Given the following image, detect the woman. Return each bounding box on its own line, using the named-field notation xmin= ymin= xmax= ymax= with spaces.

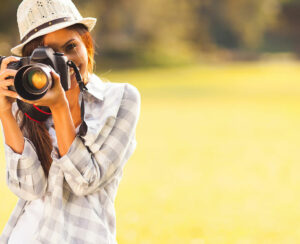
xmin=0 ymin=0 xmax=140 ymax=243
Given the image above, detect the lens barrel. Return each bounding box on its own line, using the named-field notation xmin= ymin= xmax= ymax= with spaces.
xmin=14 ymin=64 xmax=52 ymax=100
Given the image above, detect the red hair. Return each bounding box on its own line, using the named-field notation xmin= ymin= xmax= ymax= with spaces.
xmin=66 ymin=24 xmax=95 ymax=74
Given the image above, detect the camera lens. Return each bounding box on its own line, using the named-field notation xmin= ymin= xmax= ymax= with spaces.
xmin=27 ymin=69 xmax=48 ymax=90
xmin=13 ymin=63 xmax=53 ymax=100
xmin=21 ymin=65 xmax=52 ymax=96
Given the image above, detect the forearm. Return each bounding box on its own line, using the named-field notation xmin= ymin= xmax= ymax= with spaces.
xmin=50 ymin=100 xmax=76 ymax=157
xmin=2 ymin=110 xmax=47 ymax=200
xmin=5 ymin=137 xmax=47 ymax=200
xmin=0 ymin=111 xmax=24 ymax=154
xmin=58 ymin=84 xmax=140 ymax=196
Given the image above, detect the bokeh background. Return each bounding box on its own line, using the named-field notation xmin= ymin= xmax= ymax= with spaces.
xmin=1 ymin=0 xmax=300 ymax=243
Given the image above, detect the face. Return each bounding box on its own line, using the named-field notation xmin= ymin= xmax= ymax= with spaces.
xmin=43 ymin=28 xmax=89 ymax=90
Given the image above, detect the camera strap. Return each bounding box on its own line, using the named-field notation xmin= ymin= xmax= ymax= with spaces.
xmin=67 ymin=61 xmax=88 ymax=137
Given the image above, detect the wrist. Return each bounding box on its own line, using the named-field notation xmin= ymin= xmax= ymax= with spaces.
xmin=0 ymin=108 xmax=13 ymax=121
xmin=50 ymin=98 xmax=74 ymax=129
xmin=49 ymin=97 xmax=69 ymax=112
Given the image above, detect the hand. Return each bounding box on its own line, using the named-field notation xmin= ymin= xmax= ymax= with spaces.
xmin=0 ymin=56 xmax=19 ymax=116
xmin=21 ymin=70 xmax=69 ymax=111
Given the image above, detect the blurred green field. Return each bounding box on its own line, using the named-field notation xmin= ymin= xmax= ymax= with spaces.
xmin=2 ymin=61 xmax=300 ymax=243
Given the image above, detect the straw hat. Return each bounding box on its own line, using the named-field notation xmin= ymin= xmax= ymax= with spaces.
xmin=11 ymin=0 xmax=97 ymax=56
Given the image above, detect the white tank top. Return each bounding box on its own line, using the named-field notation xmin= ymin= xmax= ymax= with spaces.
xmin=8 ymin=197 xmax=45 ymax=244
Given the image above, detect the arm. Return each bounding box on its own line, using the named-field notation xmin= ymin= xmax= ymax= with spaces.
xmin=0 ymin=110 xmax=24 ymax=154
xmin=0 ymin=56 xmax=24 ymax=154
xmin=1 ymin=106 xmax=47 ymax=200
xmin=3 ymin=70 xmax=72 ymax=200
xmin=1 ymin=103 xmax=47 ymax=201
xmin=4 ymin=137 xmax=47 ymax=200
xmin=0 ymin=57 xmax=47 ymax=200
xmin=50 ymin=100 xmax=76 ymax=157
xmin=58 ymin=83 xmax=141 ymax=196
xmin=25 ymin=70 xmax=76 ymax=157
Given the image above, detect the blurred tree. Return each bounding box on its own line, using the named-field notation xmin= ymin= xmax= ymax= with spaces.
xmin=74 ymin=0 xmax=209 ymax=66
xmin=75 ymin=0 xmax=209 ymax=48
xmin=0 ymin=0 xmax=292 ymax=64
xmin=224 ymin=0 xmax=279 ymax=49
xmin=201 ymin=0 xmax=280 ymax=49
xmin=0 ymin=0 xmax=19 ymax=56
xmin=273 ymin=0 xmax=300 ymax=55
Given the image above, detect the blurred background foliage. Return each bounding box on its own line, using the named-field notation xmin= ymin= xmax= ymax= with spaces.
xmin=1 ymin=0 xmax=300 ymax=68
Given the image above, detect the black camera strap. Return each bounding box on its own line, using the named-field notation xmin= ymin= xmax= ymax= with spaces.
xmin=67 ymin=61 xmax=88 ymax=137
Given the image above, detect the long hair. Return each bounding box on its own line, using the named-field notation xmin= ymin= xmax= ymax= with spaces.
xmin=16 ymin=24 xmax=95 ymax=176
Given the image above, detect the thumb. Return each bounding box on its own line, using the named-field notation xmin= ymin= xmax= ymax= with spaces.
xmin=50 ymin=70 xmax=61 ymax=88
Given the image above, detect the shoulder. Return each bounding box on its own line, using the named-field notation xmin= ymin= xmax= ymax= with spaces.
xmin=123 ymin=83 xmax=141 ymax=105
xmin=105 ymin=82 xmax=141 ymax=121
xmin=87 ymin=74 xmax=140 ymax=110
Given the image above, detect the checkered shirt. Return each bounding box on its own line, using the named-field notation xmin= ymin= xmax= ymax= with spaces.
xmin=0 ymin=74 xmax=140 ymax=244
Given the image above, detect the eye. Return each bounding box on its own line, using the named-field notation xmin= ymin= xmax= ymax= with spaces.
xmin=65 ymin=43 xmax=77 ymax=52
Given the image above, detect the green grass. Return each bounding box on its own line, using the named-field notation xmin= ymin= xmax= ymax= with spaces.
xmin=2 ymin=61 xmax=300 ymax=243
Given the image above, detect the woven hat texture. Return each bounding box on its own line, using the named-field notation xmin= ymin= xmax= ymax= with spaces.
xmin=11 ymin=0 xmax=97 ymax=56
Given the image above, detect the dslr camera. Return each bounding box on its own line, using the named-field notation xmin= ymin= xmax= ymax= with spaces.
xmin=0 ymin=46 xmax=70 ymax=100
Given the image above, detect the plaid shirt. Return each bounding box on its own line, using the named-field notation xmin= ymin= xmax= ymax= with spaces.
xmin=0 ymin=74 xmax=140 ymax=244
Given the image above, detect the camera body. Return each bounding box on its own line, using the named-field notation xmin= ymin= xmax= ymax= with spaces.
xmin=2 ymin=46 xmax=70 ymax=100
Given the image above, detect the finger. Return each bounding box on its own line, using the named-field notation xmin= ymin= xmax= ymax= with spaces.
xmin=1 ymin=56 xmax=20 ymax=70
xmin=50 ymin=70 xmax=60 ymax=82
xmin=0 ymin=88 xmax=19 ymax=99
xmin=0 ymin=69 xmax=17 ymax=80
xmin=19 ymin=97 xmax=34 ymax=105
xmin=50 ymin=70 xmax=62 ymax=89
xmin=0 ymin=79 xmax=14 ymax=88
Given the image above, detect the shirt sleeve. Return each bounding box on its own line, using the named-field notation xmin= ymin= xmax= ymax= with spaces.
xmin=5 ymin=137 xmax=47 ymax=200
xmin=58 ymin=83 xmax=141 ymax=196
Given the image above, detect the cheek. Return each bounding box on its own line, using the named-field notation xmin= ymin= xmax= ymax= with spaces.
xmin=77 ymin=43 xmax=88 ymax=61
xmin=81 ymin=47 xmax=89 ymax=70
xmin=66 ymin=45 xmax=88 ymax=67
xmin=82 ymin=55 xmax=88 ymax=73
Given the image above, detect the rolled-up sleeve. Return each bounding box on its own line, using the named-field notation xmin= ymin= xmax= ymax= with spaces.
xmin=5 ymin=138 xmax=47 ymax=200
xmin=59 ymin=84 xmax=140 ymax=196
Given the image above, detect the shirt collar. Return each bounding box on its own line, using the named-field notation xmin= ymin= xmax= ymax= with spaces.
xmin=85 ymin=73 xmax=104 ymax=101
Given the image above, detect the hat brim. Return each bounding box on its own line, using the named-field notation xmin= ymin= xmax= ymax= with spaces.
xmin=11 ymin=17 xmax=97 ymax=56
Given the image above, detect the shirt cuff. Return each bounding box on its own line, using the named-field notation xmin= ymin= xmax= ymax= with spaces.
xmin=5 ymin=138 xmax=40 ymax=180
xmin=58 ymin=136 xmax=93 ymax=184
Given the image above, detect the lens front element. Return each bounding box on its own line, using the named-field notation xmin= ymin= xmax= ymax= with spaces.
xmin=14 ymin=63 xmax=53 ymax=100
xmin=28 ymin=69 xmax=48 ymax=90
xmin=21 ymin=64 xmax=52 ymax=98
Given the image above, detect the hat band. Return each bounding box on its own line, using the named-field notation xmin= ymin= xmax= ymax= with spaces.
xmin=21 ymin=17 xmax=72 ymax=43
